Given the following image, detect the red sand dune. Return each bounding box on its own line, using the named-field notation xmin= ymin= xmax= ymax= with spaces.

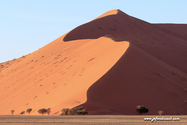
xmin=0 ymin=9 xmax=187 ymax=115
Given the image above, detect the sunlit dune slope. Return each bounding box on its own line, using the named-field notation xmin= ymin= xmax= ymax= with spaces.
xmin=0 ymin=9 xmax=187 ymax=115
xmin=0 ymin=35 xmax=129 ymax=115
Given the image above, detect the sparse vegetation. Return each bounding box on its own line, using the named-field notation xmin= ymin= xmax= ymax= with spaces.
xmin=158 ymin=110 xmax=164 ymax=115
xmin=61 ymin=108 xmax=69 ymax=115
xmin=136 ymin=105 xmax=149 ymax=115
xmin=179 ymin=75 xmax=186 ymax=81
xmin=61 ymin=107 xmax=88 ymax=115
xmin=156 ymin=73 xmax=164 ymax=78
xmin=33 ymin=96 xmax=37 ymax=99
xmin=87 ymin=58 xmax=94 ymax=62
xmin=26 ymin=108 xmax=32 ymax=114
xmin=20 ymin=111 xmax=25 ymax=115
xmin=184 ymin=88 xmax=187 ymax=93
xmin=98 ymin=26 xmax=102 ymax=30
xmin=46 ymin=108 xmax=51 ymax=115
xmin=38 ymin=108 xmax=47 ymax=115
xmin=11 ymin=110 xmax=14 ymax=115
xmin=67 ymin=108 xmax=76 ymax=115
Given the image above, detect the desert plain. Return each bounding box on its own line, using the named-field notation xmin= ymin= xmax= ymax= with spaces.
xmin=0 ymin=115 xmax=186 ymax=125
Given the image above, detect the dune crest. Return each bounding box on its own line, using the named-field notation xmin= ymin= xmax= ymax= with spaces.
xmin=94 ymin=9 xmax=120 ymax=20
xmin=1 ymin=9 xmax=187 ymax=115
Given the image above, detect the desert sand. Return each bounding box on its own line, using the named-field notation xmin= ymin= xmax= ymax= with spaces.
xmin=0 ymin=9 xmax=187 ymax=115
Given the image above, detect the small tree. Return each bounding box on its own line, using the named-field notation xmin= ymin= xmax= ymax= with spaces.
xmin=158 ymin=110 xmax=164 ymax=115
xmin=38 ymin=108 xmax=47 ymax=115
xmin=11 ymin=110 xmax=14 ymax=115
xmin=136 ymin=105 xmax=149 ymax=115
xmin=26 ymin=108 xmax=32 ymax=114
xmin=46 ymin=108 xmax=51 ymax=115
xmin=20 ymin=111 xmax=25 ymax=115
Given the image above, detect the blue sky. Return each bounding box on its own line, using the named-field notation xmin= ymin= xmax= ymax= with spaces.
xmin=0 ymin=0 xmax=187 ymax=63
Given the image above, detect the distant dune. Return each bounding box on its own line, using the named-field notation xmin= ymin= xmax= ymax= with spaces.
xmin=0 ymin=9 xmax=187 ymax=115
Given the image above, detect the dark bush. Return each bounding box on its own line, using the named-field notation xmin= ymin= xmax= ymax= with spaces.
xmin=74 ymin=107 xmax=88 ymax=115
xmin=26 ymin=108 xmax=32 ymax=114
xmin=38 ymin=108 xmax=47 ymax=115
xmin=61 ymin=108 xmax=69 ymax=115
xmin=136 ymin=105 xmax=149 ymax=115
xmin=61 ymin=107 xmax=88 ymax=115
xmin=20 ymin=111 xmax=25 ymax=115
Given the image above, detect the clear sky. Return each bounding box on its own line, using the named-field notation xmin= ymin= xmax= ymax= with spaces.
xmin=0 ymin=0 xmax=187 ymax=63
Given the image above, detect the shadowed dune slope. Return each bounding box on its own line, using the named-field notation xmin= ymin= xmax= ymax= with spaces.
xmin=0 ymin=9 xmax=187 ymax=115
xmin=155 ymin=24 xmax=187 ymax=41
xmin=80 ymin=44 xmax=187 ymax=115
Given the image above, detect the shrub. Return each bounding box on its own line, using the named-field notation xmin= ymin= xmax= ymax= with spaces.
xmin=26 ymin=108 xmax=32 ymax=114
xmin=11 ymin=110 xmax=14 ymax=115
xmin=61 ymin=107 xmax=88 ymax=115
xmin=61 ymin=108 xmax=69 ymax=115
xmin=38 ymin=108 xmax=47 ymax=115
xmin=136 ymin=105 xmax=149 ymax=115
xmin=67 ymin=108 xmax=75 ymax=115
xmin=20 ymin=111 xmax=25 ymax=115
xmin=74 ymin=107 xmax=88 ymax=115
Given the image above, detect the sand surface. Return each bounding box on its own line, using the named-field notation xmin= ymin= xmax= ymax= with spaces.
xmin=0 ymin=9 xmax=187 ymax=115
xmin=0 ymin=115 xmax=186 ymax=125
